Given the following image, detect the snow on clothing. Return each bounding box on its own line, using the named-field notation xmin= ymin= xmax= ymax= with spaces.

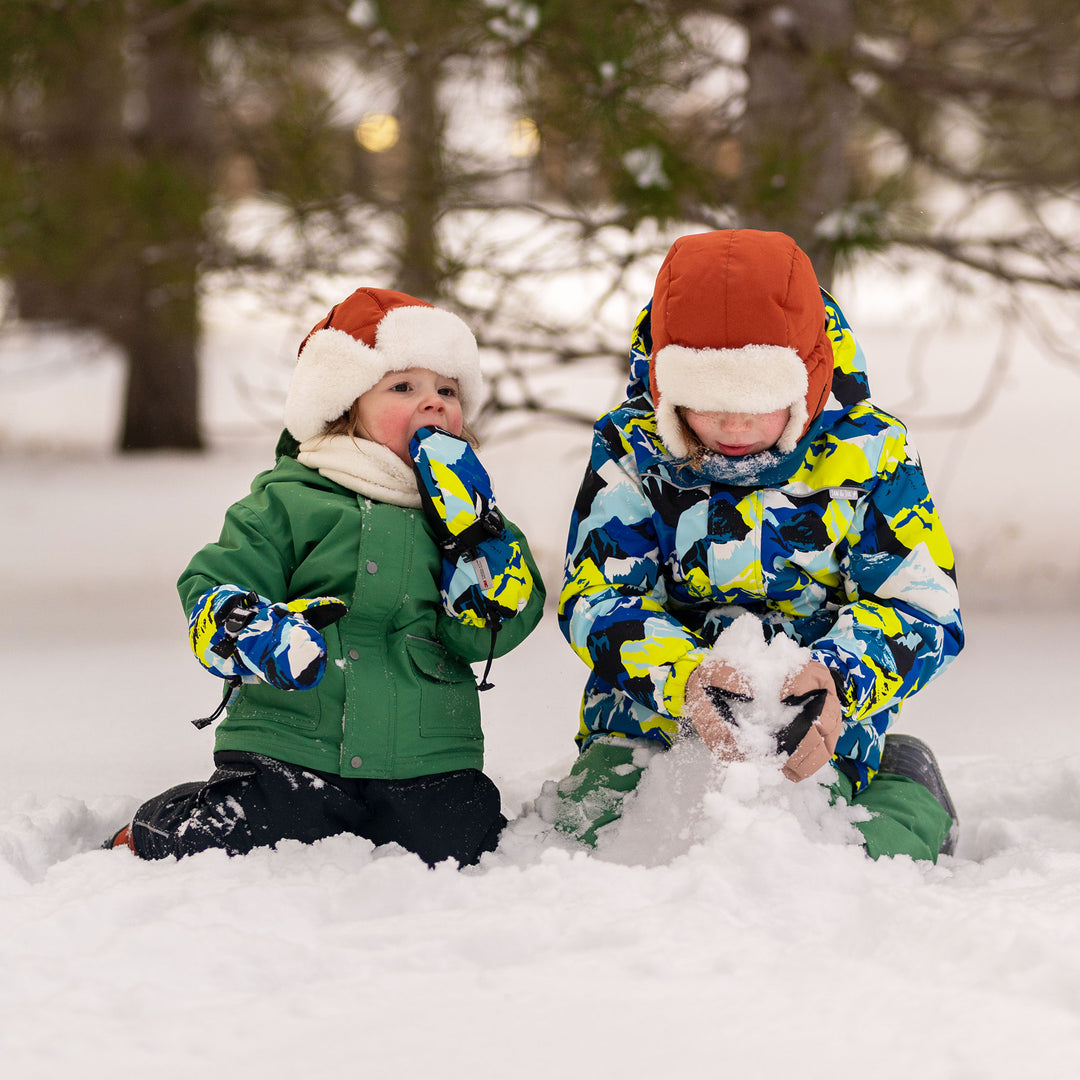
xmin=559 ymin=281 xmax=963 ymax=792
xmin=179 ymin=441 xmax=546 ymax=782
xmin=129 ymin=752 xmax=507 ymax=866
xmin=551 ymin=735 xmax=955 ymax=862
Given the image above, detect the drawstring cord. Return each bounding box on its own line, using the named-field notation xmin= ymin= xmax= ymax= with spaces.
xmin=192 ymin=676 xmax=241 ymax=730
xmin=191 ymin=591 xmax=258 ymax=729
xmin=476 ymin=618 xmax=500 ymax=692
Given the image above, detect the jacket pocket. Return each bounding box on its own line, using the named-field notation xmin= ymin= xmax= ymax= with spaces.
xmin=225 ymin=684 xmax=322 ymax=732
xmin=225 ymin=620 xmax=342 ymax=735
xmin=405 ymin=635 xmax=481 ymax=739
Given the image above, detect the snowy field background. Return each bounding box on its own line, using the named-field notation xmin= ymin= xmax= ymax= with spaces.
xmin=2 ymin=263 xmax=1080 ymax=1079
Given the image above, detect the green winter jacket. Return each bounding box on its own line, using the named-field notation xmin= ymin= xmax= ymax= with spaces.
xmin=178 ymin=452 xmax=546 ymax=780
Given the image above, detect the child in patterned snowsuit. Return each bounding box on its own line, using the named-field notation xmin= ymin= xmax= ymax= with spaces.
xmin=556 ymin=229 xmax=963 ymax=862
xmin=107 ymin=288 xmax=545 ymax=866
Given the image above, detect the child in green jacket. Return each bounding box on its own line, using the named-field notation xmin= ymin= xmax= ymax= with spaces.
xmin=107 ymin=288 xmax=545 ymax=866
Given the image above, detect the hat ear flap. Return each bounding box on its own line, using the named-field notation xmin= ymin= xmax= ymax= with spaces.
xmin=284 ymin=328 xmax=380 ymax=443
xmin=800 ymin=327 xmax=834 ymax=433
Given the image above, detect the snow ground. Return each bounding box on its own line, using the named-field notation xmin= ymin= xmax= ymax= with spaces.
xmin=2 ymin=275 xmax=1080 ymax=1079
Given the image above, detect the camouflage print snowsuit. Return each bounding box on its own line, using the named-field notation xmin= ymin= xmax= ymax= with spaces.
xmin=559 ymin=292 xmax=964 ymax=791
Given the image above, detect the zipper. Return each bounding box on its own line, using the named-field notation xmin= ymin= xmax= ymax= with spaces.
xmin=406 ymin=633 xmax=444 ymax=649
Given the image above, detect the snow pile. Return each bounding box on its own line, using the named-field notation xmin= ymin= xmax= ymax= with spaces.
xmin=1 ymin=444 xmax=1079 ymax=1079
xmin=4 ymin=746 xmax=1080 ymax=1078
xmin=2 ymin=268 xmax=1080 ymax=1076
xmin=517 ymin=613 xmax=865 ymax=869
xmin=2 ymin=446 xmax=1080 ymax=1077
xmin=692 ymin=611 xmax=812 ymax=759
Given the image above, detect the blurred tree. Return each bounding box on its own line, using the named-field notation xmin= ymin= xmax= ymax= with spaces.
xmin=0 ymin=0 xmax=355 ymax=450
xmin=1 ymin=1 xmax=1077 ymax=446
xmin=732 ymin=0 xmax=860 ymax=283
xmin=848 ymin=0 xmax=1080 ymax=290
xmin=350 ymin=1 xmax=493 ymax=299
xmin=466 ymin=0 xmax=1079 ymax=425
xmin=0 ymin=0 xmax=213 ymax=449
xmin=505 ymin=0 xmax=1079 ymax=290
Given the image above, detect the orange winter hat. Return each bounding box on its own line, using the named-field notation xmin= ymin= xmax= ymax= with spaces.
xmin=284 ymin=287 xmax=483 ymax=442
xmin=649 ymin=230 xmax=833 ymax=456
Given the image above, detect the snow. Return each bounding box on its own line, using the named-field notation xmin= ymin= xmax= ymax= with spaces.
xmin=3 ymin=273 xmax=1080 ymax=1078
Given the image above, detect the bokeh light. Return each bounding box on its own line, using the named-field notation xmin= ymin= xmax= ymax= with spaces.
xmin=510 ymin=117 xmax=540 ymax=158
xmin=354 ymin=113 xmax=400 ymax=153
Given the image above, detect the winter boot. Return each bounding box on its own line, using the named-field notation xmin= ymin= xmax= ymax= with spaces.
xmin=879 ymin=733 xmax=959 ymax=856
xmin=102 ymin=824 xmax=136 ymax=851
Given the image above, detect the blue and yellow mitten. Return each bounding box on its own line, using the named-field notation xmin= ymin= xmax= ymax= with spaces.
xmin=188 ymin=585 xmax=346 ymax=691
xmin=409 ymin=426 xmax=533 ymax=630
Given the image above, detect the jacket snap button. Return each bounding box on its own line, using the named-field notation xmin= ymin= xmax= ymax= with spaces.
xmin=348 ymin=649 xmax=360 ymax=660
xmin=366 ymin=561 xmax=378 ymax=574
xmin=350 ymin=756 xmax=363 ymax=769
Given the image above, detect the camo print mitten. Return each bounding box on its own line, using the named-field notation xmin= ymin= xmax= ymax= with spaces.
xmin=188 ymin=585 xmax=346 ymax=691
xmin=410 ymin=426 xmax=533 ymax=628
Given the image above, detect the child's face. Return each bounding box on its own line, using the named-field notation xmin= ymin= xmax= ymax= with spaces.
xmin=354 ymin=367 xmax=463 ymax=464
xmin=682 ymin=407 xmax=791 ymax=457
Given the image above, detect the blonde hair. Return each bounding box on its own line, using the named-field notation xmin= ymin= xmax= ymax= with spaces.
xmin=672 ymin=407 xmax=708 ymax=466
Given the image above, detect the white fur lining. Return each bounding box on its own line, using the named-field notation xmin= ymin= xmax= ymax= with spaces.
xmin=375 ymin=306 xmax=479 ymax=399
xmin=653 ymin=343 xmax=809 ymax=457
xmin=297 ymin=434 xmax=421 ymax=508
xmin=284 ymin=305 xmax=482 ymax=442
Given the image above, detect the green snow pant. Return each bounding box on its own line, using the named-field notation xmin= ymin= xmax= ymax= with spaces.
xmin=552 ymin=737 xmax=954 ymax=863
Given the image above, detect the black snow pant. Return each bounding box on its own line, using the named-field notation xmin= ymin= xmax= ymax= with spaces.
xmin=130 ymin=751 xmax=506 ymax=867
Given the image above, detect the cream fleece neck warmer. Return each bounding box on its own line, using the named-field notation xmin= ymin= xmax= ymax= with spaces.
xmin=297 ymin=434 xmax=421 ymax=508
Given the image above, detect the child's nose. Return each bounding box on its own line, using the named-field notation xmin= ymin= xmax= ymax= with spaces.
xmin=420 ymin=391 xmax=445 ymax=411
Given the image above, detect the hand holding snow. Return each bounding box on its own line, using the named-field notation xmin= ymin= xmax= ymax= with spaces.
xmin=686 ymin=617 xmax=829 ymax=768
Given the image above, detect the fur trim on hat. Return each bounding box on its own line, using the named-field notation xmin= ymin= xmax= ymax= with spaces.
xmin=284 ymin=295 xmax=482 ymax=442
xmin=654 ymin=343 xmax=809 ymax=457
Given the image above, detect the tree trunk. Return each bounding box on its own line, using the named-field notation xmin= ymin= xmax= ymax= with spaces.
xmin=394 ymin=46 xmax=444 ymax=300
xmin=6 ymin=8 xmax=127 ymax=327
xmin=737 ymin=0 xmax=857 ymax=288
xmin=120 ymin=22 xmax=211 ymax=451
